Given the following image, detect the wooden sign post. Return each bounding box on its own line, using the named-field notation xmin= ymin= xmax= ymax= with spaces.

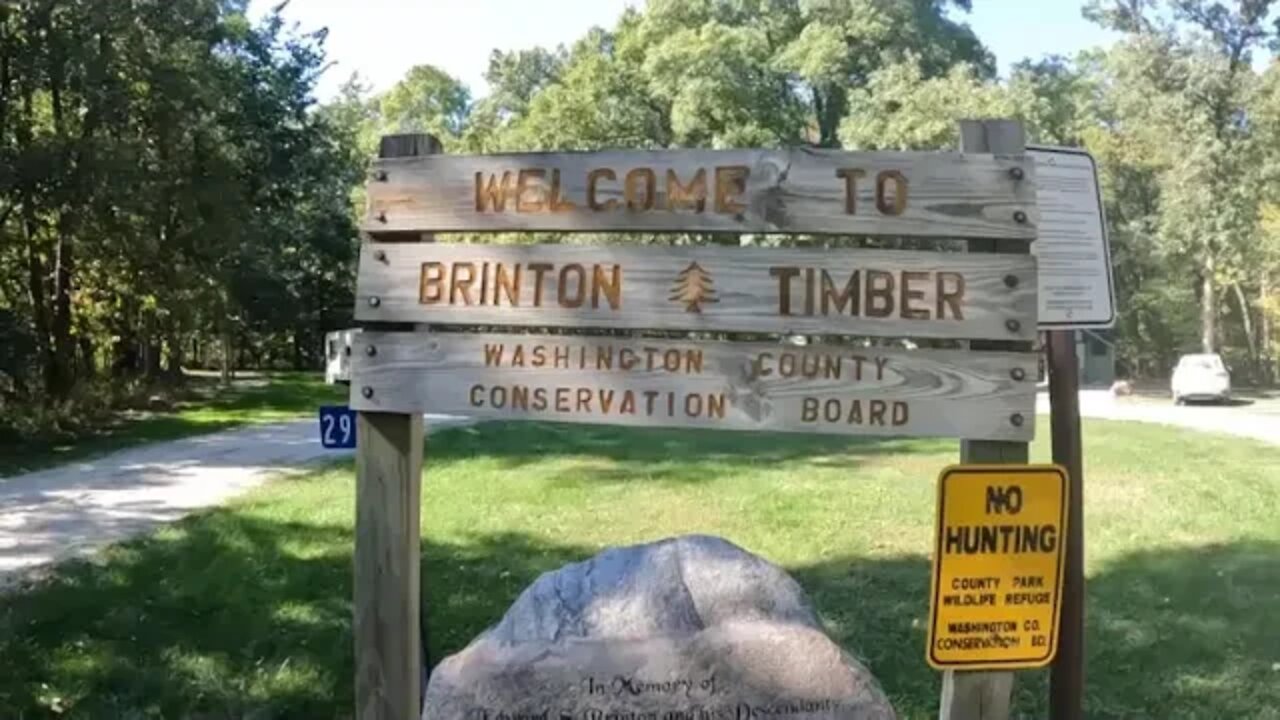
xmin=345 ymin=120 xmax=1086 ymax=720
xmin=353 ymin=134 xmax=438 ymax=720
xmin=937 ymin=119 xmax=1034 ymax=720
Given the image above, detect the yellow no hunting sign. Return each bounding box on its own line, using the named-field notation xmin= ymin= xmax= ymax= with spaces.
xmin=927 ymin=464 xmax=1069 ymax=670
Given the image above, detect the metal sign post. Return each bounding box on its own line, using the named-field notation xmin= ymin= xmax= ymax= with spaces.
xmin=1047 ymin=330 xmax=1085 ymax=720
xmin=1032 ymin=143 xmax=1109 ymax=720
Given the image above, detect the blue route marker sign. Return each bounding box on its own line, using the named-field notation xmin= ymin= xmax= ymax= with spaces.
xmin=319 ymin=406 xmax=357 ymax=449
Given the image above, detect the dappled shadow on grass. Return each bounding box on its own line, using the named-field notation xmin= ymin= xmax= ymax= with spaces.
xmin=195 ymin=373 xmax=346 ymax=417
xmin=429 ymin=538 xmax=1280 ymax=719
xmin=2 ymin=500 xmax=1277 ymax=718
xmin=790 ymin=541 xmax=1280 ymax=718
xmin=0 ymin=510 xmax=359 ymax=719
xmin=1081 ymin=541 xmax=1280 ymax=719
xmin=0 ymin=416 xmax=241 ymax=479
xmin=431 ymin=421 xmax=950 ymax=485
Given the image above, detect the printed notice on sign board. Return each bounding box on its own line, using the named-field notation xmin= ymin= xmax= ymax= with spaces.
xmin=927 ymin=465 xmax=1068 ymax=670
xmin=1029 ymin=147 xmax=1116 ymax=328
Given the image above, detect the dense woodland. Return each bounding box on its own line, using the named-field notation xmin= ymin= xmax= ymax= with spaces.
xmin=0 ymin=0 xmax=363 ymax=430
xmin=2 ymin=0 xmax=1280 ymax=432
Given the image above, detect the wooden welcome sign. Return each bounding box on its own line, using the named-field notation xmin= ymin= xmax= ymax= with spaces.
xmin=356 ymin=244 xmax=1037 ymax=340
xmin=349 ymin=124 xmax=1043 ymax=720
xmin=352 ymin=152 xmax=1040 ymax=442
xmin=353 ymin=331 xmax=1036 ymax=441
xmin=364 ymin=148 xmax=1037 ymax=238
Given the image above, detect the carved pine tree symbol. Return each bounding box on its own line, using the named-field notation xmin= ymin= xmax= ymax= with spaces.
xmin=669 ymin=262 xmax=719 ymax=313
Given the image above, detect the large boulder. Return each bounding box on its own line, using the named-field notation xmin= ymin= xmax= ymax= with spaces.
xmin=423 ymin=535 xmax=896 ymax=719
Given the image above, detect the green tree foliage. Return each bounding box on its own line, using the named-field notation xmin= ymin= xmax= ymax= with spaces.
xmin=0 ymin=0 xmax=362 ymax=408
xmin=777 ymin=0 xmax=992 ymax=146
xmin=466 ymin=0 xmax=993 ymax=152
xmin=377 ymin=64 xmax=470 ymax=141
xmin=503 ymin=24 xmax=669 ymax=151
xmin=5 ymin=0 xmax=1279 ymax=420
xmin=839 ymin=61 xmax=1016 ymax=150
xmin=461 ymin=47 xmax=567 ymax=153
xmin=830 ymin=0 xmax=1280 ymax=379
xmin=1080 ymin=0 xmax=1278 ymax=373
xmin=480 ymin=48 xmax=567 ymax=122
xmin=341 ymin=0 xmax=1278 ymax=380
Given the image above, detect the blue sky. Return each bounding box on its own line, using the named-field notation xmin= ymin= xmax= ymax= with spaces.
xmin=249 ymin=0 xmax=1121 ymax=100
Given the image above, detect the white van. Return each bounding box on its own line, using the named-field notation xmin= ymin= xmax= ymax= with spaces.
xmin=324 ymin=329 xmax=360 ymax=385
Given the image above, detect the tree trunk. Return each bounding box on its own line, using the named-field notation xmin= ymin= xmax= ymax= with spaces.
xmin=50 ymin=215 xmax=76 ymax=396
xmin=145 ymin=342 xmax=162 ymax=377
xmin=1264 ymin=274 xmax=1275 ymax=385
xmin=111 ymin=333 xmax=137 ymax=376
xmin=109 ymin=296 xmax=141 ymax=377
xmin=165 ymin=329 xmax=185 ymax=380
xmin=220 ymin=327 xmax=233 ymax=385
xmin=47 ymin=27 xmax=75 ymax=399
xmin=813 ymin=85 xmax=846 ymax=148
xmin=78 ymin=335 xmax=95 ymax=379
xmin=1232 ymin=282 xmax=1257 ymax=381
xmin=138 ymin=312 xmax=160 ymax=378
xmin=1200 ymin=257 xmax=1217 ymax=353
xmin=23 ymin=208 xmax=54 ymax=394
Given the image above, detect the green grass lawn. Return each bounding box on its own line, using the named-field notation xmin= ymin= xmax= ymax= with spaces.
xmin=1 ymin=418 xmax=1278 ymax=719
xmin=0 ymin=373 xmax=345 ymax=477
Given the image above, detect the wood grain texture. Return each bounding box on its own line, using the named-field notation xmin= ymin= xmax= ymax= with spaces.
xmin=363 ymin=148 xmax=1037 ymax=239
xmin=354 ymin=411 xmax=424 ymax=720
xmin=354 ymin=132 xmax=433 ymax=720
xmin=349 ymin=331 xmax=1036 ymax=441
xmin=940 ymin=671 xmax=1016 ymax=720
xmin=355 ymin=243 xmax=1038 ymax=341
xmin=940 ymin=118 xmax=1030 ymax=720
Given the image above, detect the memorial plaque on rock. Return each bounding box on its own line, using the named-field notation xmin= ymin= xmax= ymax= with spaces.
xmin=423 ymin=536 xmax=896 ymax=720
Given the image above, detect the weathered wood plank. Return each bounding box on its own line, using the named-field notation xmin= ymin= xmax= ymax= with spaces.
xmin=364 ymin=148 xmax=1037 ymax=239
xmin=354 ymin=411 xmax=423 ymax=720
xmin=940 ymin=671 xmax=1016 ymax=720
xmin=354 ymin=132 xmax=432 ymax=720
xmin=349 ymin=331 xmax=1037 ymax=442
xmin=354 ymin=243 xmax=1038 ymax=341
xmin=939 ymin=118 xmax=1030 ymax=720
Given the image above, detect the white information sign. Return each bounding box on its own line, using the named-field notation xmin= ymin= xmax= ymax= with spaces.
xmin=1029 ymin=147 xmax=1116 ymax=329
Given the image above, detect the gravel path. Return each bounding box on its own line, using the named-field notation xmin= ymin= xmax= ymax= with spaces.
xmin=3 ymin=393 xmax=1274 ymax=590
xmin=0 ymin=415 xmax=467 ymax=588
xmin=1037 ymin=389 xmax=1280 ymax=446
